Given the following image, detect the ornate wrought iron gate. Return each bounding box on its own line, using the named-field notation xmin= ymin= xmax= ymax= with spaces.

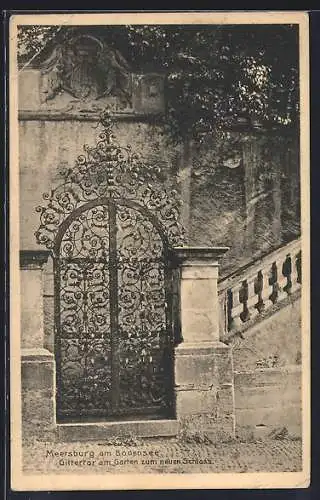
xmin=54 ymin=198 xmax=174 ymax=421
xmin=35 ymin=113 xmax=184 ymax=422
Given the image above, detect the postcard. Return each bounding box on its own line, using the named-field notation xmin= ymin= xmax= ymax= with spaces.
xmin=9 ymin=11 xmax=310 ymax=490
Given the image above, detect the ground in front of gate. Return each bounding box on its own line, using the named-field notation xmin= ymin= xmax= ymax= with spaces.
xmin=22 ymin=434 xmax=302 ymax=474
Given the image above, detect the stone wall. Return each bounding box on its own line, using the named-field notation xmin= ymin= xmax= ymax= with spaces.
xmin=190 ymin=133 xmax=300 ymax=276
xmin=19 ymin=117 xmax=300 ymax=278
xmin=18 ymin=35 xmax=301 ymax=442
xmin=229 ymin=297 xmax=302 ymax=439
xmin=175 ymin=343 xmax=235 ymax=442
xmin=19 ymin=118 xmax=180 ymax=250
xmin=21 ymin=349 xmax=56 ymax=442
xmin=234 ymin=367 xmax=301 ymax=440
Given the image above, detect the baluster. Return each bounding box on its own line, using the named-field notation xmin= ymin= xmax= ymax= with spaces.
xmin=268 ymin=262 xmax=279 ymax=304
xmin=219 ymin=291 xmax=228 ymax=337
xmin=239 ymin=279 xmax=250 ymax=322
xmin=246 ymin=276 xmax=259 ymax=320
xmin=296 ymin=251 xmax=302 ymax=285
xmin=290 ymin=250 xmax=300 ymax=292
xmin=282 ymin=254 xmax=292 ymax=295
xmin=226 ymin=286 xmax=242 ymax=330
xmin=223 ymin=291 xmax=229 ymax=335
xmin=254 ymin=270 xmax=265 ymax=313
xmin=277 ymin=255 xmax=289 ymax=300
xmin=261 ymin=267 xmax=272 ymax=308
xmin=226 ymin=289 xmax=233 ymax=332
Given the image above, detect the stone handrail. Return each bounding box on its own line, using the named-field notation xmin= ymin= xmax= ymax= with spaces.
xmin=218 ymin=238 xmax=301 ymax=338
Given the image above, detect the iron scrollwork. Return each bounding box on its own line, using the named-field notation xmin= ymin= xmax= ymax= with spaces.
xmin=35 ymin=113 xmax=184 ymax=421
xmin=35 ymin=112 xmax=184 ymax=251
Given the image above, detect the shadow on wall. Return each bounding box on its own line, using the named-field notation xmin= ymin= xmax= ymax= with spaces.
xmin=189 ymin=134 xmax=300 ymax=278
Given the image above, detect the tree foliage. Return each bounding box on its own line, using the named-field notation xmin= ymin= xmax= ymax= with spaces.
xmin=18 ymin=25 xmax=60 ymax=60
xmin=18 ymin=24 xmax=299 ymax=142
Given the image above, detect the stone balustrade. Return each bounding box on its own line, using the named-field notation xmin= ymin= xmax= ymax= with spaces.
xmin=218 ymin=238 xmax=302 ymax=338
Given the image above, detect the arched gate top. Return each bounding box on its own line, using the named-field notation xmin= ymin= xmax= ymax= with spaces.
xmin=53 ymin=196 xmax=171 ymax=256
xmin=35 ymin=112 xmax=185 ymax=254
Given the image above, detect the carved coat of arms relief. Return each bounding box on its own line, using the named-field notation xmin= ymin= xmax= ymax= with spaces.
xmin=39 ymin=34 xmax=133 ymax=110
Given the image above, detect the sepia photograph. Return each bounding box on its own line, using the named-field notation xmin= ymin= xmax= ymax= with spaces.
xmin=9 ymin=11 xmax=310 ymax=490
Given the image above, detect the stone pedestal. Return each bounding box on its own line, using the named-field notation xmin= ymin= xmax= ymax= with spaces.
xmin=20 ymin=251 xmax=56 ymax=440
xmin=20 ymin=251 xmax=50 ymax=345
xmin=172 ymin=247 xmax=235 ymax=441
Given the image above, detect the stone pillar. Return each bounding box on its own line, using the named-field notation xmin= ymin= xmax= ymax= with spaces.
xmin=20 ymin=251 xmax=49 ymax=349
xmin=20 ymin=251 xmax=56 ymax=440
xmin=172 ymin=247 xmax=235 ymax=441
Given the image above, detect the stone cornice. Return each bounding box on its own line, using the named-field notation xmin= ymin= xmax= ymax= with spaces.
xmin=170 ymin=246 xmax=230 ymax=266
xmin=18 ymin=110 xmax=297 ymax=138
xmin=18 ymin=110 xmax=164 ymax=123
xmin=20 ymin=250 xmax=51 ymax=269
